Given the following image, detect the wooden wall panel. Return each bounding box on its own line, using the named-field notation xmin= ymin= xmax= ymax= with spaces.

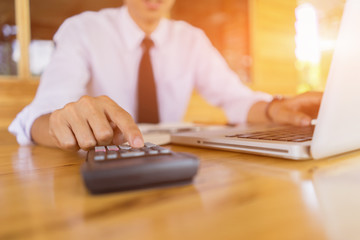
xmin=250 ymin=0 xmax=298 ymax=95
xmin=1 ymin=0 xmax=301 ymax=128
xmin=173 ymin=0 xmax=250 ymax=124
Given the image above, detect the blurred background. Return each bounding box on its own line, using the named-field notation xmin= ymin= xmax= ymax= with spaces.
xmin=0 ymin=0 xmax=346 ymax=128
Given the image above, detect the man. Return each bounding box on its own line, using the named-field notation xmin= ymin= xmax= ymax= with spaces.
xmin=9 ymin=0 xmax=322 ymax=151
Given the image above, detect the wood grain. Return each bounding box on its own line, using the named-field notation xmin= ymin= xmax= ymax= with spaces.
xmin=2 ymin=126 xmax=360 ymax=240
xmin=0 ymin=80 xmax=38 ymax=129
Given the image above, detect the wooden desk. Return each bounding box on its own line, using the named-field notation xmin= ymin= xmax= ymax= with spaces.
xmin=1 ymin=128 xmax=360 ymax=240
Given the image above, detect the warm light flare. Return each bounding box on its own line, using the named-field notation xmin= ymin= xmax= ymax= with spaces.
xmin=295 ymin=3 xmax=320 ymax=64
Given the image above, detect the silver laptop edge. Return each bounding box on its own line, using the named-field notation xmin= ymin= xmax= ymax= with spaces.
xmin=171 ymin=125 xmax=312 ymax=160
xmin=310 ymin=0 xmax=360 ymax=159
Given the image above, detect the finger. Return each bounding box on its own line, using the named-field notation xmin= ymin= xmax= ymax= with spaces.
xmin=66 ymin=110 xmax=97 ymax=150
xmin=112 ymin=126 xmax=126 ymax=145
xmin=107 ymin=109 xmax=144 ymax=148
xmin=49 ymin=118 xmax=80 ymax=151
xmin=86 ymin=109 xmax=114 ymax=146
xmin=290 ymin=91 xmax=322 ymax=104
xmin=275 ymin=107 xmax=312 ymax=126
xmin=291 ymin=111 xmax=312 ymax=126
xmin=288 ymin=92 xmax=323 ymax=112
xmin=101 ymin=99 xmax=144 ymax=148
xmin=303 ymin=92 xmax=323 ymax=118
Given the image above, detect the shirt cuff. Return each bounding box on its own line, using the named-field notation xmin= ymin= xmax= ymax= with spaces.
xmin=8 ymin=105 xmax=53 ymax=146
xmin=224 ymin=91 xmax=272 ymax=124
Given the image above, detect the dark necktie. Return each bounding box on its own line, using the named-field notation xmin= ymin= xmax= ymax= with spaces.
xmin=137 ymin=38 xmax=159 ymax=123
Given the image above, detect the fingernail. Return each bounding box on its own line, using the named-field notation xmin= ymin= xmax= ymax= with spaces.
xmin=132 ymin=136 xmax=144 ymax=148
xmin=301 ymin=118 xmax=310 ymax=126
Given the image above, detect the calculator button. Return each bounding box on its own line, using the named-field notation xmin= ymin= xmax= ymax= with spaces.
xmin=158 ymin=147 xmax=171 ymax=154
xmin=107 ymin=152 xmax=118 ymax=159
xmin=107 ymin=145 xmax=119 ymax=151
xmin=94 ymin=154 xmax=106 ymax=161
xmin=92 ymin=143 xmax=172 ymax=161
xmin=95 ymin=146 xmax=106 ymax=152
xmin=151 ymin=146 xmax=171 ymax=154
xmin=147 ymin=149 xmax=159 ymax=155
xmin=120 ymin=151 xmax=145 ymax=158
xmin=140 ymin=147 xmax=159 ymax=155
xmin=139 ymin=147 xmax=157 ymax=153
xmin=144 ymin=142 xmax=157 ymax=148
xmin=118 ymin=145 xmax=132 ymax=150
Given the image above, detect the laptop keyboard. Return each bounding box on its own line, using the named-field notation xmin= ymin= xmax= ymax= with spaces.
xmin=225 ymin=125 xmax=315 ymax=142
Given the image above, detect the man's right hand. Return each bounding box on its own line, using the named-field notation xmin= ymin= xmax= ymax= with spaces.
xmin=31 ymin=95 xmax=144 ymax=151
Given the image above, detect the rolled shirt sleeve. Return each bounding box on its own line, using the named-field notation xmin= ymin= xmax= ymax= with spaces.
xmin=8 ymin=17 xmax=91 ymax=145
xmin=9 ymin=8 xmax=273 ymax=145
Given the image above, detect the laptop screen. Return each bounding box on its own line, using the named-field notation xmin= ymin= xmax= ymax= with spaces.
xmin=311 ymin=0 xmax=360 ymax=159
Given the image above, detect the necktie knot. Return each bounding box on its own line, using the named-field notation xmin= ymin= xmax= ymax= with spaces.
xmin=142 ymin=38 xmax=154 ymax=50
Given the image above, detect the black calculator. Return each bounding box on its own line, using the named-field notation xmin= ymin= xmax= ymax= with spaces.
xmin=81 ymin=142 xmax=199 ymax=194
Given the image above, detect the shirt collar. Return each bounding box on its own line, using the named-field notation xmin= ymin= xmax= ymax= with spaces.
xmin=150 ymin=18 xmax=169 ymax=50
xmin=119 ymin=6 xmax=169 ymax=51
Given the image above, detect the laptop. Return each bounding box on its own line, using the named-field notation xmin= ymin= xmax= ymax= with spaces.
xmin=171 ymin=0 xmax=360 ymax=160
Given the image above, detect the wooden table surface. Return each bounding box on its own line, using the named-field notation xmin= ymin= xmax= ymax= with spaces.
xmin=1 ymin=128 xmax=360 ymax=240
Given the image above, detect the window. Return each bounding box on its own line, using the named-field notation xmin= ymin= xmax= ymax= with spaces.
xmin=4 ymin=0 xmax=250 ymax=81
xmin=29 ymin=0 xmax=123 ymax=76
xmin=0 ymin=0 xmax=17 ymax=76
xmin=0 ymin=0 xmax=124 ymax=80
xmin=295 ymin=0 xmax=346 ymax=93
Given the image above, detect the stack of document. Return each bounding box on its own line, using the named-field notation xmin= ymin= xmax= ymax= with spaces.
xmin=139 ymin=122 xmax=229 ymax=145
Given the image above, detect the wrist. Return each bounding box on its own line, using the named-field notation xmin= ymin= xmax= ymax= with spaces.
xmin=265 ymin=95 xmax=284 ymax=122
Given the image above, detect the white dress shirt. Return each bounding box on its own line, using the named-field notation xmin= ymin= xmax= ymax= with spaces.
xmin=9 ymin=6 xmax=271 ymax=145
